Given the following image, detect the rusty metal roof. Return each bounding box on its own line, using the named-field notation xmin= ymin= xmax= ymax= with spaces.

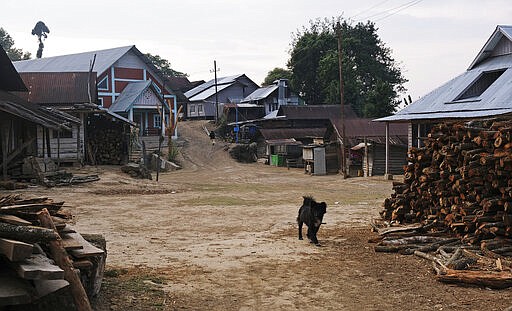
xmin=259 ymin=127 xmax=327 ymax=140
xmin=277 ymin=104 xmax=358 ymax=120
xmin=16 ymin=72 xmax=97 ymax=105
xmin=0 ymin=90 xmax=80 ymax=130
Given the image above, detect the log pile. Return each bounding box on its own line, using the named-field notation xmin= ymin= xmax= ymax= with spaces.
xmin=0 ymin=194 xmax=105 ymax=310
xmin=370 ymin=224 xmax=512 ymax=288
xmin=378 ymin=119 xmax=512 ymax=288
xmin=382 ymin=119 xmax=512 ymax=243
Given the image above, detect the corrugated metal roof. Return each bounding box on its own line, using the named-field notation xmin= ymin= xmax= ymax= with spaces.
xmin=187 ymin=83 xmax=231 ymax=101
xmin=242 ymin=85 xmax=278 ymax=102
xmin=109 ymin=81 xmax=152 ymax=113
xmin=259 ymin=128 xmax=327 ymax=140
xmin=376 ymin=54 xmax=512 ymax=122
xmin=184 ymin=74 xmax=243 ymax=98
xmin=277 ymin=105 xmax=358 ymax=120
xmin=16 ymin=72 xmax=97 ymax=104
xmin=14 ymin=46 xmax=133 ymax=75
xmin=469 ymin=25 xmax=512 ymax=69
xmin=0 ymin=47 xmax=27 ymax=92
xmin=377 ymin=25 xmax=512 ymax=123
xmin=0 ymin=89 xmax=79 ymax=130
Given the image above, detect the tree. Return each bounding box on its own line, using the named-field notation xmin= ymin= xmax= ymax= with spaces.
xmin=31 ymin=21 xmax=50 ymax=58
xmin=262 ymin=67 xmax=292 ymax=86
xmin=0 ymin=27 xmax=31 ymax=60
xmin=287 ymin=17 xmax=407 ymax=118
xmin=145 ymin=53 xmax=187 ymax=78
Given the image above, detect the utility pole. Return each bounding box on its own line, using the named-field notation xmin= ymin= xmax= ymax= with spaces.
xmin=212 ymin=60 xmax=219 ymax=123
xmin=337 ymin=21 xmax=347 ymax=178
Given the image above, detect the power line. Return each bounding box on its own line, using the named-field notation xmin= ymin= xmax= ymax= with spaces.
xmin=354 ymin=0 xmax=423 ymax=22
xmin=373 ymin=0 xmax=423 ymax=22
xmin=350 ymin=0 xmax=390 ymax=20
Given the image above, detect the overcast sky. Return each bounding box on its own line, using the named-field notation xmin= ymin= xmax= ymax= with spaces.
xmin=2 ymin=0 xmax=511 ymax=102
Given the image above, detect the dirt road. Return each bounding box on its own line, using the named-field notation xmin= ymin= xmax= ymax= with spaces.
xmin=16 ymin=121 xmax=511 ymax=310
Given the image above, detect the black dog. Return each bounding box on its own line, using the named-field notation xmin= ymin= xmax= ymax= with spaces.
xmin=297 ymin=196 xmax=327 ymax=245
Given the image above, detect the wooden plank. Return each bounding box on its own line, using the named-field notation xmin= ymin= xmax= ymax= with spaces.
xmin=61 ymin=235 xmax=83 ymax=250
xmin=14 ymin=253 xmax=65 ymax=280
xmin=72 ymin=259 xmax=93 ymax=270
xmin=0 ymin=238 xmax=34 ymax=262
xmin=64 ymin=232 xmax=104 ymax=258
xmin=58 ymin=224 xmax=76 ymax=234
xmin=0 ymin=275 xmax=33 ymax=306
xmin=33 ymin=279 xmax=69 ymax=298
xmin=0 ymin=214 xmax=32 ymax=226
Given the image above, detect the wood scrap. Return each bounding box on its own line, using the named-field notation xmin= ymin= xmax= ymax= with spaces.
xmin=0 ymin=238 xmax=33 ymax=262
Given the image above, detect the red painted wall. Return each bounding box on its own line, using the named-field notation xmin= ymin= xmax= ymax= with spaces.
xmin=114 ymin=67 xmax=144 ymax=80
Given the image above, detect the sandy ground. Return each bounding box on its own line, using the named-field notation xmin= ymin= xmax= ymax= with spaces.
xmin=12 ymin=120 xmax=512 ymax=310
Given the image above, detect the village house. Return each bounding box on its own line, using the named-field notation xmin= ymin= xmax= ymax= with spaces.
xmin=376 ymin=25 xmax=512 ymax=147
xmin=184 ymin=74 xmax=259 ymax=120
xmin=240 ymin=79 xmax=301 ymax=116
xmin=234 ymin=104 xmax=408 ymax=176
xmin=0 ymin=47 xmax=80 ymax=179
xmin=13 ymin=46 xmax=179 ymax=156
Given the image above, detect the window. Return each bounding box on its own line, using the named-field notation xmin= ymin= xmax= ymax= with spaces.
xmin=198 ymin=104 xmax=204 ymax=113
xmin=98 ymin=98 xmax=104 ymax=107
xmin=153 ymin=114 xmax=162 ymax=128
xmin=190 ymin=105 xmax=196 ymax=113
xmin=52 ymin=129 xmax=73 ymax=139
xmin=97 ymin=76 xmax=109 ymax=90
xmin=456 ymin=69 xmax=506 ymax=101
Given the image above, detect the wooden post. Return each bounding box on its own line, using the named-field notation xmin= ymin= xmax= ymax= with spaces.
xmin=385 ymin=122 xmax=392 ymax=180
xmin=337 ymin=21 xmax=347 ymax=178
xmin=57 ymin=130 xmax=61 ymax=168
xmin=37 ymin=208 xmax=92 ymax=311
xmin=45 ymin=128 xmax=51 ymax=158
xmin=364 ymin=137 xmax=369 ymax=177
xmin=1 ymin=123 xmax=8 ymax=181
xmin=77 ymin=116 xmax=81 ymax=163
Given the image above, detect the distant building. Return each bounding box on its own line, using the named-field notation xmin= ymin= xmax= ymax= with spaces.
xmin=376 ymin=25 xmax=512 ymax=148
xmin=241 ymin=79 xmax=302 ymax=115
xmin=0 ymin=47 xmax=80 ymax=177
xmin=184 ymin=74 xmax=259 ymax=119
xmin=14 ymin=46 xmax=178 ymax=140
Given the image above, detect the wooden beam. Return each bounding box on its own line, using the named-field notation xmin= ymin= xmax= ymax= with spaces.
xmin=64 ymin=231 xmax=104 ymax=258
xmin=0 ymin=275 xmax=33 ymax=306
xmin=14 ymin=253 xmax=65 ymax=280
xmin=0 ymin=238 xmax=34 ymax=262
xmin=0 ymin=215 xmax=32 ymax=226
xmin=37 ymin=208 xmax=92 ymax=311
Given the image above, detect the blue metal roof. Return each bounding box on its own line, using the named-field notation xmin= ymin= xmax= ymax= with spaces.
xmin=14 ymin=46 xmax=134 ymax=75
xmin=242 ymin=84 xmax=278 ymax=102
xmin=184 ymin=74 xmax=244 ymax=99
xmin=376 ymin=25 xmax=512 ymax=122
xmin=109 ymin=81 xmax=151 ymax=113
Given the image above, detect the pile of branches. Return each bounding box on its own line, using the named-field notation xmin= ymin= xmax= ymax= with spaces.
xmin=229 ymin=142 xmax=258 ymax=163
xmin=0 ymin=194 xmax=105 ymax=309
xmin=370 ymin=223 xmax=512 ymax=288
xmin=381 ymin=119 xmax=512 ymax=242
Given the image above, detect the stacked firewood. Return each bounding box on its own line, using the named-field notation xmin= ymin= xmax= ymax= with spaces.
xmin=0 ymin=194 xmax=105 ymax=309
xmin=382 ymin=119 xmax=512 ymax=243
xmin=87 ymin=128 xmax=127 ymax=165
